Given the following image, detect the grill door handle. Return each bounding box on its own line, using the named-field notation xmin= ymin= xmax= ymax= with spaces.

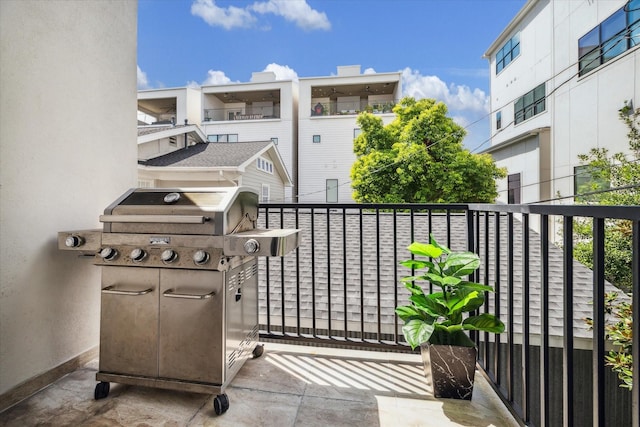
xmin=101 ymin=285 xmax=153 ymax=296
xmin=99 ymin=215 xmax=208 ymax=224
xmin=163 ymin=288 xmax=216 ymax=300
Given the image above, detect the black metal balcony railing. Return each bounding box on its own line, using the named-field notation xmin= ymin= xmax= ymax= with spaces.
xmin=310 ymin=100 xmax=397 ymax=117
xmin=203 ymin=105 xmax=281 ymax=122
xmin=257 ymin=202 xmax=639 ymax=427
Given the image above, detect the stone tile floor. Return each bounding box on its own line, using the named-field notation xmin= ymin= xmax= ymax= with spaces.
xmin=0 ymin=343 xmax=519 ymax=426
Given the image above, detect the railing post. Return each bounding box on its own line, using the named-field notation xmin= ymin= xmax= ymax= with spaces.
xmin=522 ymin=213 xmax=531 ymax=424
xmin=631 ymin=220 xmax=639 ymax=427
xmin=540 ymin=214 xmax=550 ymax=427
xmin=563 ymin=216 xmax=574 ymax=427
xmin=592 ymin=217 xmax=606 ymax=427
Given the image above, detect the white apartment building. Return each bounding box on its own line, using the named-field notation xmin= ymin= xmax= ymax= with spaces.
xmin=484 ymin=0 xmax=639 ymax=205
xmin=297 ymin=65 xmax=402 ymax=203
xmin=201 ymin=72 xmax=298 ymax=202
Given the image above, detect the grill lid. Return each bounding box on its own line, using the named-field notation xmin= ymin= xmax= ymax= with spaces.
xmin=100 ymin=187 xmax=258 ymax=236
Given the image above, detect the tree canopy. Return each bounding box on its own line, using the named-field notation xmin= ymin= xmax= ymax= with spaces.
xmin=350 ymin=97 xmax=505 ymax=203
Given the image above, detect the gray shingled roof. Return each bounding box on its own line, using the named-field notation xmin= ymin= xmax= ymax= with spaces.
xmin=139 ymin=141 xmax=271 ymax=167
xmin=257 ymin=210 xmax=626 ymax=343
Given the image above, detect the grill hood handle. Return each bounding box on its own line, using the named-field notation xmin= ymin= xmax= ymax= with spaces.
xmin=99 ymin=215 xmax=209 ymax=224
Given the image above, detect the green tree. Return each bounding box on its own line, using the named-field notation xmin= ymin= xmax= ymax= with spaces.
xmin=573 ymin=102 xmax=640 ymax=293
xmin=576 ymin=101 xmax=639 ymax=390
xmin=350 ymin=97 xmax=506 ymax=203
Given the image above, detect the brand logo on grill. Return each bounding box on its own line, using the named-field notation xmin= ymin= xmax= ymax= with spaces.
xmin=149 ymin=236 xmax=171 ymax=245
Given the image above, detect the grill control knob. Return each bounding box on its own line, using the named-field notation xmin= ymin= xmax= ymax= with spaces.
xmin=65 ymin=235 xmax=84 ymax=248
xmin=243 ymin=239 xmax=260 ymax=254
xmin=130 ymin=248 xmax=147 ymax=262
xmin=161 ymin=249 xmax=178 ymax=263
xmin=99 ymin=247 xmax=118 ymax=261
xmin=193 ymin=250 xmax=210 ymax=265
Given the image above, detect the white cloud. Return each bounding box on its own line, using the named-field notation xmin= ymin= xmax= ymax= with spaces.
xmin=201 ymin=70 xmax=235 ymax=86
xmin=362 ymin=67 xmax=376 ymax=75
xmin=137 ymin=66 xmax=150 ymax=90
xmin=400 ymin=67 xmax=489 ymax=114
xmin=250 ymin=0 xmax=330 ymax=31
xmin=191 ymin=0 xmax=329 ymax=31
xmin=263 ymin=63 xmax=299 ymax=81
xmin=191 ymin=0 xmax=257 ymax=30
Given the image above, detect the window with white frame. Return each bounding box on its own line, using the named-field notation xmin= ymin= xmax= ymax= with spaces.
xmin=207 ymin=134 xmax=238 ymax=143
xmin=257 ymin=157 xmax=273 ymax=174
xmin=313 ymin=135 xmax=321 ymax=143
xmin=326 ymin=179 xmax=338 ymax=203
xmin=261 ymin=184 xmax=270 ymax=202
xmin=496 ymin=111 xmax=502 ymax=130
xmin=496 ymin=32 xmax=520 ymax=74
xmin=271 ymin=137 xmax=278 ymax=145
xmin=354 ymin=128 xmax=362 ymax=138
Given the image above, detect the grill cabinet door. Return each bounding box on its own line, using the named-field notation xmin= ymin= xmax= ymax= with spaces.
xmin=100 ymin=267 xmax=159 ymax=377
xmin=158 ymin=269 xmax=224 ymax=384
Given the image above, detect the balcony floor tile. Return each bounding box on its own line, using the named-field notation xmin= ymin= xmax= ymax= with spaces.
xmin=0 ymin=343 xmax=518 ymax=427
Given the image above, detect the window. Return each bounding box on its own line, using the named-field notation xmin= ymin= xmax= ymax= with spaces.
xmin=271 ymin=137 xmax=278 ymax=145
xmin=496 ymin=111 xmax=502 ymax=130
xmin=578 ymin=1 xmax=640 ymax=76
xmin=496 ymin=32 xmax=520 ymax=74
xmin=256 ymin=157 xmax=273 ymax=174
xmin=574 ymin=165 xmax=610 ymax=201
xmin=313 ymin=135 xmax=321 ymax=143
xmin=514 ymin=83 xmax=545 ymax=124
xmin=261 ymin=184 xmax=270 ymax=203
xmin=207 ymin=134 xmax=238 ymax=143
xmin=169 ymin=136 xmax=177 ymax=146
xmin=507 ymin=173 xmax=521 ymax=204
xmin=326 ymin=179 xmax=338 ymax=203
xmin=354 ymin=128 xmax=362 ymax=138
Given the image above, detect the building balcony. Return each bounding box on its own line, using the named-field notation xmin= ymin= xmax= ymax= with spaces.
xmin=203 ymin=105 xmax=281 ymax=122
xmin=1 ymin=203 xmax=637 ymax=426
xmin=310 ymin=100 xmax=397 ymax=117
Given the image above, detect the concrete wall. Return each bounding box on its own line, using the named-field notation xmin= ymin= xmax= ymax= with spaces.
xmin=0 ymin=0 xmax=137 ymax=401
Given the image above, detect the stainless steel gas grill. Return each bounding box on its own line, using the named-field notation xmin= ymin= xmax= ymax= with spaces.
xmin=58 ymin=187 xmax=299 ymax=415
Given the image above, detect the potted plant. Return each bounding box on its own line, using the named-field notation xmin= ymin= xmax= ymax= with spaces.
xmin=395 ymin=234 xmax=505 ymax=400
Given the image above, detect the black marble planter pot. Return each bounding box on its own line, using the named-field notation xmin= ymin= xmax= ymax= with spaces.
xmin=420 ymin=343 xmax=477 ymax=400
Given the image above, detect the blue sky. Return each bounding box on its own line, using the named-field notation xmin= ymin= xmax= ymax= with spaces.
xmin=138 ymin=0 xmax=526 ymax=151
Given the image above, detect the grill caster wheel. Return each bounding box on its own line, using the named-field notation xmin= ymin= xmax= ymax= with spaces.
xmin=252 ymin=344 xmax=264 ymax=359
xmin=213 ymin=393 xmax=229 ymax=415
xmin=94 ymin=382 xmax=110 ymax=400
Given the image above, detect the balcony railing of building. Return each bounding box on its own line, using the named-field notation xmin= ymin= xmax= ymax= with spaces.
xmin=257 ymin=202 xmax=639 ymax=427
xmin=310 ymin=100 xmax=397 ymax=117
xmin=203 ymin=105 xmax=281 ymax=122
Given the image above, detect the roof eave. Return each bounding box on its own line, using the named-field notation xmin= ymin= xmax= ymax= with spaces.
xmin=483 ymin=0 xmax=540 ymax=58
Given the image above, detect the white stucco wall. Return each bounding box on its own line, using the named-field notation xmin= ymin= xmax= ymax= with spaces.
xmin=0 ymin=0 xmax=137 ymax=397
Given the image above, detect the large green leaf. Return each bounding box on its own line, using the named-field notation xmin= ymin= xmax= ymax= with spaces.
xmin=424 ymin=272 xmax=462 ymax=288
xmin=442 ymin=252 xmax=480 ymax=277
xmin=410 ymin=293 xmax=447 ymax=317
xmin=407 ymin=242 xmax=442 ymax=259
xmin=399 ymin=259 xmax=434 ymax=271
xmin=448 ymin=288 xmax=484 ymax=313
xmin=429 ymin=233 xmax=451 ymax=254
xmin=459 ymin=281 xmax=495 ymax=293
xmin=402 ymin=319 xmax=435 ymax=350
xmin=395 ymin=305 xmax=421 ymax=321
xmin=462 ymin=314 xmax=505 ymax=333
